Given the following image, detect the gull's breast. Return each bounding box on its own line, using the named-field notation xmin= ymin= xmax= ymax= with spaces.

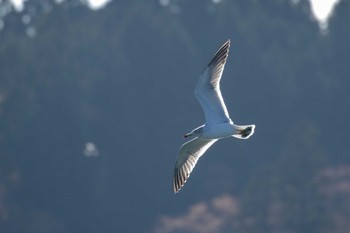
xmin=201 ymin=123 xmax=236 ymax=139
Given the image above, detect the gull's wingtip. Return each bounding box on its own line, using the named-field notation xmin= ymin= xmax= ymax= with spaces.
xmin=219 ymin=39 xmax=231 ymax=50
xmin=173 ymin=168 xmax=186 ymax=194
xmin=221 ymin=39 xmax=230 ymax=47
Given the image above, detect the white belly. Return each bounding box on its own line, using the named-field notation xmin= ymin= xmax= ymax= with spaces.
xmin=201 ymin=123 xmax=236 ymax=139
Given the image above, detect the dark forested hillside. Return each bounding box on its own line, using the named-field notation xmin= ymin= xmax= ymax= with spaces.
xmin=0 ymin=0 xmax=349 ymax=232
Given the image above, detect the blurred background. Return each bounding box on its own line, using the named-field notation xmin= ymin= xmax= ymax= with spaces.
xmin=0 ymin=0 xmax=349 ymax=232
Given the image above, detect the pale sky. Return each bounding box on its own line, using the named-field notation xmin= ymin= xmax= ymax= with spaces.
xmin=10 ymin=0 xmax=112 ymax=11
xmin=309 ymin=0 xmax=340 ymax=23
xmin=10 ymin=0 xmax=340 ymax=26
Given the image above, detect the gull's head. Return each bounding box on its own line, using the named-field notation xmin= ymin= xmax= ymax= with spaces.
xmin=184 ymin=126 xmax=204 ymax=138
xmin=235 ymin=124 xmax=255 ymax=139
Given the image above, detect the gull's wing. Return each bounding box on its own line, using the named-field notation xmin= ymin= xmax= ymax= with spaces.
xmin=195 ymin=39 xmax=232 ymax=125
xmin=173 ymin=137 xmax=218 ymax=193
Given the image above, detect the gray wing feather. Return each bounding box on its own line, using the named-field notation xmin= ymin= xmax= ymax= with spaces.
xmin=173 ymin=137 xmax=218 ymax=193
xmin=194 ymin=39 xmax=232 ymax=125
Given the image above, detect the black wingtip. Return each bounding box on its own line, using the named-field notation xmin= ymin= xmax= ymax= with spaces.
xmin=221 ymin=39 xmax=231 ymax=50
xmin=208 ymin=39 xmax=231 ymax=68
xmin=173 ymin=167 xmax=188 ymax=194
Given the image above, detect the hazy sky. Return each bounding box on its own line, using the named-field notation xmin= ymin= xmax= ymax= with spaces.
xmin=10 ymin=0 xmax=340 ymax=21
xmin=309 ymin=0 xmax=340 ymax=22
xmin=10 ymin=0 xmax=112 ymax=10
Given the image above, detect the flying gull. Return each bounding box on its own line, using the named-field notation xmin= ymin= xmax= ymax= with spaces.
xmin=173 ymin=39 xmax=255 ymax=193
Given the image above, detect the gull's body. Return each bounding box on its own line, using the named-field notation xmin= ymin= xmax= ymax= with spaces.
xmin=173 ymin=40 xmax=255 ymax=193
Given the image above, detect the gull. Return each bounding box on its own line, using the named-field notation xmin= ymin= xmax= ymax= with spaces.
xmin=173 ymin=39 xmax=255 ymax=193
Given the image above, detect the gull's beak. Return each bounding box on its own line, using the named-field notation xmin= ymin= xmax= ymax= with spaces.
xmin=184 ymin=132 xmax=193 ymax=138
